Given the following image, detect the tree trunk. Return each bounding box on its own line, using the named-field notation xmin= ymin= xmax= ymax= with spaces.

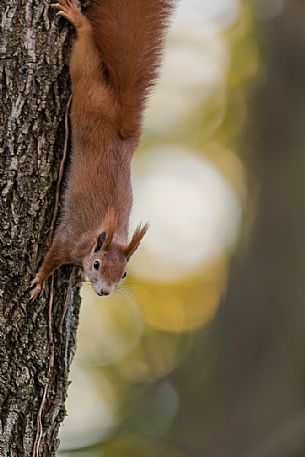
xmin=0 ymin=2 xmax=81 ymax=455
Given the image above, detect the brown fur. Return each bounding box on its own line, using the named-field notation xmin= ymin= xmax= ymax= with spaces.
xmin=30 ymin=0 xmax=173 ymax=298
xmin=125 ymin=223 xmax=150 ymax=260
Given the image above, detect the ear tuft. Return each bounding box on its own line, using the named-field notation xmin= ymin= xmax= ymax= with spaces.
xmin=125 ymin=223 xmax=149 ymax=260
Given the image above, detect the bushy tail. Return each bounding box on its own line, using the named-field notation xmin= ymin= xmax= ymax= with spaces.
xmin=86 ymin=0 xmax=174 ymax=137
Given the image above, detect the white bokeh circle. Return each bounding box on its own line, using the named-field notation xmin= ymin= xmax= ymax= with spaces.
xmin=130 ymin=147 xmax=243 ymax=282
xmin=58 ymin=366 xmax=118 ymax=451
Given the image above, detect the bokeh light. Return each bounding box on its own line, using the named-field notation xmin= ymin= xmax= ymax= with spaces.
xmin=76 ymin=287 xmax=144 ymax=366
xmin=58 ymin=0 xmax=257 ymax=454
xmin=59 ymin=366 xmax=118 ymax=450
xmin=131 ymin=146 xmax=243 ymax=282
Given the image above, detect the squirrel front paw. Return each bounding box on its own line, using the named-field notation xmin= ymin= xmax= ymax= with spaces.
xmin=51 ymin=0 xmax=86 ymax=30
xmin=30 ymin=276 xmax=45 ymax=301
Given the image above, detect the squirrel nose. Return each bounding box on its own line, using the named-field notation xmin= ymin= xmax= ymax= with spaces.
xmin=100 ymin=289 xmax=109 ymax=296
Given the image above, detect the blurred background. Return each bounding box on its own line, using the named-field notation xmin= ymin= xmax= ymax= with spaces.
xmin=58 ymin=0 xmax=305 ymax=456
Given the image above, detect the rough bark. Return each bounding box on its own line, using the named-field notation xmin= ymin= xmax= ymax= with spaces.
xmin=0 ymin=1 xmax=81 ymax=455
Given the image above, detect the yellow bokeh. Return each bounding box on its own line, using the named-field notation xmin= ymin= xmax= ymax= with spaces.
xmin=115 ymin=330 xmax=183 ymax=383
xmin=130 ymin=255 xmax=228 ymax=333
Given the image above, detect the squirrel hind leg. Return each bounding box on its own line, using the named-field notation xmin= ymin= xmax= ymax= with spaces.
xmin=51 ymin=0 xmax=86 ymax=30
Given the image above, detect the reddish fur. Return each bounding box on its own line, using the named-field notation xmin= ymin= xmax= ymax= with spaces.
xmin=99 ymin=207 xmax=118 ymax=249
xmin=125 ymin=223 xmax=150 ymax=260
xmin=86 ymin=0 xmax=173 ymax=137
xmin=31 ymin=0 xmax=173 ymax=298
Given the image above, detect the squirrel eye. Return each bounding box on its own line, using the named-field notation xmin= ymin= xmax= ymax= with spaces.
xmin=122 ymin=271 xmax=127 ymax=279
xmin=93 ymin=260 xmax=100 ymax=270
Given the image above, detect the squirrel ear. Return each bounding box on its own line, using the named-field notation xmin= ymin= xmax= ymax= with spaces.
xmin=125 ymin=223 xmax=149 ymax=260
xmin=94 ymin=208 xmax=118 ymax=252
xmin=94 ymin=231 xmax=107 ymax=252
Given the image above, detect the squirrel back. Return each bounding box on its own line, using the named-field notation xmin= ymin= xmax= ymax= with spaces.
xmin=30 ymin=0 xmax=173 ymax=299
xmin=86 ymin=0 xmax=174 ymax=137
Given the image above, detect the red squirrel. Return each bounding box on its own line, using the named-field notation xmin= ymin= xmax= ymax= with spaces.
xmin=31 ymin=0 xmax=173 ymax=299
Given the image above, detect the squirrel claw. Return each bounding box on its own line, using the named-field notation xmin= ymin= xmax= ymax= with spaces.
xmin=30 ymin=286 xmax=41 ymax=301
xmin=30 ymin=277 xmax=43 ymax=301
xmin=50 ymin=0 xmax=83 ymax=28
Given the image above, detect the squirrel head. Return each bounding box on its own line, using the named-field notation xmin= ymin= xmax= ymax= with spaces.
xmin=83 ymin=210 xmax=148 ymax=297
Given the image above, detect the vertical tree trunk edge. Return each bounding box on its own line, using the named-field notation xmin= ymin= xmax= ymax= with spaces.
xmin=0 ymin=2 xmax=83 ymax=455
